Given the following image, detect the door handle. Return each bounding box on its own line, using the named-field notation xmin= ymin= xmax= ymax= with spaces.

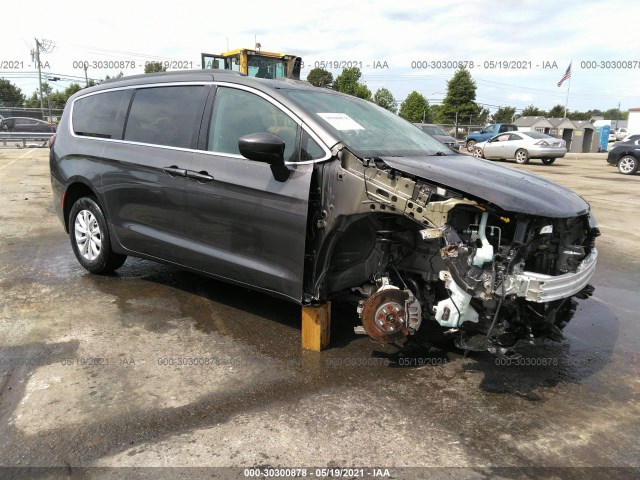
xmin=186 ymin=170 xmax=215 ymax=183
xmin=163 ymin=166 xmax=187 ymax=177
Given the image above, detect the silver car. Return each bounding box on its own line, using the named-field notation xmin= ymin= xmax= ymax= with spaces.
xmin=473 ymin=131 xmax=567 ymax=165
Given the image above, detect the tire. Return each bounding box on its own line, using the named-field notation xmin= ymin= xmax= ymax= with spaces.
xmin=541 ymin=158 xmax=556 ymax=165
xmin=69 ymin=197 xmax=127 ymax=274
xmin=466 ymin=140 xmax=476 ymax=152
xmin=472 ymin=147 xmax=484 ymax=158
xmin=515 ymin=149 xmax=530 ymax=164
xmin=617 ymin=155 xmax=639 ymax=175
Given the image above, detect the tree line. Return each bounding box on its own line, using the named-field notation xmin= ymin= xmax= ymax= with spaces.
xmin=1 ymin=64 xmax=628 ymax=125
xmin=0 ymin=62 xmax=166 ymax=112
xmin=306 ymin=66 xmax=628 ymax=125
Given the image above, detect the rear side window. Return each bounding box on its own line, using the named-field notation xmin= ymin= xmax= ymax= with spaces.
xmin=124 ymin=86 xmax=207 ymax=148
xmin=73 ymin=90 xmax=132 ymax=139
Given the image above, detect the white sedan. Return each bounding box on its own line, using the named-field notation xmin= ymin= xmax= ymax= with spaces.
xmin=473 ymin=131 xmax=567 ymax=165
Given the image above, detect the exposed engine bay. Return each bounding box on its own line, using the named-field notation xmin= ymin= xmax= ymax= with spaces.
xmin=306 ymin=148 xmax=600 ymax=356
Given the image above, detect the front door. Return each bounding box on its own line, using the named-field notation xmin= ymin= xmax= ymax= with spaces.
xmin=183 ymin=86 xmax=313 ymax=301
xmin=483 ymin=133 xmax=511 ymax=159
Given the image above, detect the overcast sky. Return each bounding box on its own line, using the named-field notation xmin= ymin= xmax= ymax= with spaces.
xmin=3 ymin=0 xmax=639 ymax=114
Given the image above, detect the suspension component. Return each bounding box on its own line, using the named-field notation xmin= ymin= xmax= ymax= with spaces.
xmin=357 ymin=277 xmax=422 ymax=343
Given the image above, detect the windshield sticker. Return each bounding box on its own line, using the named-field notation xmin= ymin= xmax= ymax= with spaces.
xmin=317 ymin=113 xmax=365 ymax=131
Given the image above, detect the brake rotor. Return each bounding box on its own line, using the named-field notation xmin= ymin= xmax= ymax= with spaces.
xmin=359 ymin=287 xmax=409 ymax=343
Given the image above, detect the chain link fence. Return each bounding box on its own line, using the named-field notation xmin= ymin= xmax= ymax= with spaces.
xmin=434 ymin=123 xmax=486 ymax=143
xmin=0 ymin=107 xmax=62 ymax=147
xmin=0 ymin=106 xmax=64 ymax=123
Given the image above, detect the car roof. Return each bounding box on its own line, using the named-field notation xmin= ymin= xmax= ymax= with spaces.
xmin=66 ymin=69 xmax=348 ymax=151
xmin=79 ymin=69 xmax=318 ymax=94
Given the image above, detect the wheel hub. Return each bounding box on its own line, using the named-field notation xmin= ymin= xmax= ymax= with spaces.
xmin=360 ymin=287 xmax=409 ymax=342
xmin=74 ymin=209 xmax=102 ymax=261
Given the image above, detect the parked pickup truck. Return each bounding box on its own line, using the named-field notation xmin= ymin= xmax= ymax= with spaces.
xmin=465 ymin=123 xmax=518 ymax=152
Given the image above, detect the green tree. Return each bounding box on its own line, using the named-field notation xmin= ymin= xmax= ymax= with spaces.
xmin=23 ymin=82 xmax=86 ymax=111
xmin=476 ymin=107 xmax=491 ymax=124
xmin=24 ymin=82 xmax=53 ymax=108
xmin=46 ymin=83 xmax=84 ymax=109
xmin=0 ymin=79 xmax=26 ymax=107
xmin=104 ymin=71 xmax=125 ymax=81
xmin=567 ymin=110 xmax=591 ymax=121
xmin=547 ymin=104 xmax=566 ymax=118
xmin=603 ymin=107 xmax=627 ymax=120
xmin=48 ymin=91 xmax=67 ymax=110
xmin=521 ymin=104 xmax=546 ymax=116
xmin=437 ymin=68 xmax=480 ymax=124
xmin=333 ymin=67 xmax=371 ymax=100
xmin=144 ymin=61 xmax=167 ymax=73
xmin=306 ymin=68 xmax=333 ymax=88
xmin=492 ymin=106 xmax=516 ymax=123
xmin=428 ymin=104 xmax=442 ymax=122
xmin=65 ymin=83 xmax=83 ymax=97
xmin=373 ymin=87 xmax=396 ymax=113
xmin=399 ymin=91 xmax=429 ymax=123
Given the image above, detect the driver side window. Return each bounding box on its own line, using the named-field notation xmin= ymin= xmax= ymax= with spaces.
xmin=208 ymin=87 xmax=298 ymax=161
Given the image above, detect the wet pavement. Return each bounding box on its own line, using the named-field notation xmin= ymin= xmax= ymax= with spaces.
xmin=0 ymin=148 xmax=639 ymax=479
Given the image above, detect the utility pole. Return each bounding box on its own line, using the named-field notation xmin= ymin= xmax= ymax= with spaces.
xmin=32 ymin=38 xmax=56 ymax=119
xmin=84 ymin=63 xmax=89 ymax=87
xmin=32 ymin=40 xmax=44 ymax=118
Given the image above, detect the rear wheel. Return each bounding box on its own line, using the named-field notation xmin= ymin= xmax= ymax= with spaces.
xmin=466 ymin=139 xmax=476 ymax=152
xmin=69 ymin=197 xmax=127 ymax=274
xmin=618 ymin=155 xmax=638 ymax=175
xmin=541 ymin=158 xmax=556 ymax=165
xmin=515 ymin=149 xmax=530 ymax=164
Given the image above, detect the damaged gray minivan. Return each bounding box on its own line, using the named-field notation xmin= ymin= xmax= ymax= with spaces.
xmin=50 ymin=70 xmax=599 ymax=355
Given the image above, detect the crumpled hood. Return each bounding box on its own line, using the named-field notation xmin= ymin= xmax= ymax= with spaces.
xmin=380 ymin=154 xmax=589 ymax=218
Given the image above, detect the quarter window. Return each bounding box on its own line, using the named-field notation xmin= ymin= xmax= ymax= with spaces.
xmin=301 ymin=130 xmax=325 ymax=161
xmin=207 ymin=87 xmax=298 ymax=161
xmin=124 ymin=86 xmax=206 ymax=148
xmin=73 ymin=90 xmax=132 ymax=139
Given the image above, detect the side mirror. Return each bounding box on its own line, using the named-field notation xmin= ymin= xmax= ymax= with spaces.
xmin=238 ymin=132 xmax=290 ymax=182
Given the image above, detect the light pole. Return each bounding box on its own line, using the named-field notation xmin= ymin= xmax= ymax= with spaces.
xmin=46 ymin=77 xmax=60 ymax=120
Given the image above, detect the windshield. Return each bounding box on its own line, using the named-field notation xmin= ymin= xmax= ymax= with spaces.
xmin=420 ymin=125 xmax=447 ymax=136
xmin=247 ymin=55 xmax=287 ymax=79
xmin=521 ymin=131 xmax=553 ymax=139
xmin=284 ymin=90 xmax=450 ymax=157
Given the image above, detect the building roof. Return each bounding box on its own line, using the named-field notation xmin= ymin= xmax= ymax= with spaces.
xmin=547 ymin=117 xmax=577 ymax=129
xmin=572 ymin=120 xmax=595 ymax=130
xmin=514 ymin=116 xmax=553 ymax=127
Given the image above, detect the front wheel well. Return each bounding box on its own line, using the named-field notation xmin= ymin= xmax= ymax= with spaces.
xmin=63 ymin=182 xmax=98 ymax=233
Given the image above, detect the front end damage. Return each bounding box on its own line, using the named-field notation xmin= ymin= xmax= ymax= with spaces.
xmin=306 ymin=148 xmax=600 ymax=355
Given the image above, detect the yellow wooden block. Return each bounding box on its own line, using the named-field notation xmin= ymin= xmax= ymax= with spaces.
xmin=301 ymin=302 xmax=331 ymax=351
